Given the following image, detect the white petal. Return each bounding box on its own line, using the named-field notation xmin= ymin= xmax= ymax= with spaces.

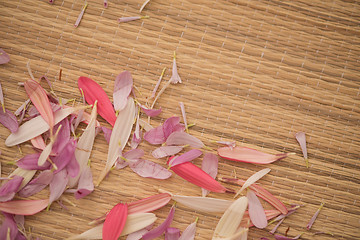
xmin=235 ymin=168 xmax=271 ymax=197
xmin=9 ymin=168 xmax=36 ymax=190
xmin=172 ymin=195 xmax=233 ymax=213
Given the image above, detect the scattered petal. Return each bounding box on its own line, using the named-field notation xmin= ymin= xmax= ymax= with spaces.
xmin=0 ymin=199 xmax=49 ymax=215
xmin=169 ymin=149 xmax=202 ymax=167
xmin=124 ymin=148 xmax=145 ymax=160
xmin=52 ymin=118 xmax=71 ymax=155
xmin=37 ymin=140 xmax=54 ymax=166
xmin=128 ymin=193 xmax=172 ymax=214
xmin=0 ymin=176 xmax=23 ymax=202
xmin=118 ymin=16 xmax=149 ymax=23
xmin=52 ymin=139 xmax=76 ymax=173
xmin=18 ymin=170 xmax=53 ymax=198
xmin=171 ymin=195 xmax=233 ymax=213
xmin=201 ymin=153 xmax=218 ymax=197
xmin=129 ymin=159 xmax=172 ymax=179
xmin=0 ymin=212 xmax=21 ymax=240
xmin=0 ymin=82 xmax=5 ymax=112
xmin=0 ymin=49 xmax=10 ymax=64
xmin=49 ymin=170 xmax=68 ymax=206
xmin=139 ymin=0 xmax=150 ymax=12
xmin=165 ymin=227 xmax=180 ymax=240
xmin=8 ymin=168 xmax=36 ymax=190
xmin=166 ymin=132 xmax=203 ymax=148
xmin=138 ymin=119 xmax=153 ymax=131
xmin=142 ymin=206 xmax=175 ymax=240
xmin=74 ymin=3 xmax=88 ymax=28
xmin=306 ymin=202 xmax=324 ymax=230
xmin=130 ymin=113 xmax=142 ymax=149
xmin=247 ymin=189 xmax=267 ymax=229
xmin=240 ymin=209 xmax=281 ymax=228
xmin=169 ymin=52 xmax=182 ymax=84
xmin=126 ymin=228 xmax=149 ymax=240
xmin=14 ymin=99 xmax=30 ymax=116
xmin=103 ymin=0 xmax=108 ymax=8
xmin=16 ymin=153 xmax=50 ymax=170
xmin=0 ymin=109 xmax=19 ymax=133
xmin=143 ymin=124 xmax=165 ymax=145
xmin=30 ymin=135 xmax=46 ymax=150
xmin=152 ymin=146 xmax=184 ymax=159
xmin=235 ymin=168 xmax=271 ymax=197
xmin=101 ymin=126 xmax=112 ymax=144
xmin=103 ymin=203 xmax=128 ymax=240
xmin=216 ymin=141 xmax=236 ymax=149
xmin=179 ymin=102 xmax=187 ymax=132
xmin=270 ymin=218 xmax=284 ymax=234
xmin=66 ymin=144 xmax=80 ymax=178
xmin=178 ymin=218 xmax=197 ymax=240
xmin=295 ymin=132 xmax=308 ymax=168
xmin=163 ymin=117 xmax=184 ymax=139
xmin=139 ymin=105 xmax=162 ymax=117
xmin=113 ymin=71 xmax=133 ymax=112
xmin=74 ymin=166 xmax=94 ymax=199
xmin=150 ymin=67 xmax=166 ymax=99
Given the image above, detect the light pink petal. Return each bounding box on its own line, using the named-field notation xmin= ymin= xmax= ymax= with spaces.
xmin=165 ymin=227 xmax=180 ymax=240
xmin=31 ymin=135 xmax=46 ymax=150
xmin=101 ymin=126 xmax=112 ymax=144
xmin=18 ymin=170 xmax=53 ymax=198
xmin=247 ymin=189 xmax=267 ymax=229
xmin=201 ymin=153 xmax=218 ymax=197
xmin=49 ymin=169 xmax=68 ymax=206
xmin=152 ymin=146 xmax=184 ymax=159
xmin=142 ymin=206 xmax=175 ymax=240
xmin=0 ymin=109 xmax=19 ymax=133
xmin=235 ymin=168 xmax=271 ymax=197
xmin=75 ymin=166 xmax=94 ymax=199
xmin=269 ymin=218 xmax=284 ymax=234
xmin=115 ymin=159 xmax=129 ymax=169
xmin=169 ymin=149 xmax=202 ymax=167
xmin=140 ymin=105 xmax=162 ymax=117
xmin=0 ymin=176 xmax=23 ymax=202
xmin=74 ymin=3 xmax=88 ymax=28
xmin=52 ymin=139 xmax=76 ymax=173
xmin=129 ymin=159 xmax=172 ymax=179
xmin=295 ymin=132 xmax=308 ymax=167
xmin=124 ymin=148 xmax=145 ymax=161
xmin=179 ymin=102 xmax=187 ymax=131
xmin=178 ymin=220 xmax=197 ymax=240
xmin=130 ymin=114 xmax=142 ymax=149
xmin=0 ymin=213 xmax=19 ymax=240
xmin=144 ymin=125 xmax=165 ymax=145
xmin=163 ymin=116 xmax=184 ymax=139
xmin=118 ymin=16 xmax=141 ymax=23
xmin=169 ymin=54 xmax=182 ymax=84
xmin=113 ymin=71 xmax=133 ymax=112
xmin=306 ymin=203 xmax=324 ymax=230
xmin=0 ymin=49 xmax=10 ymax=64
xmin=128 ymin=193 xmax=172 ymax=214
xmin=166 ymin=132 xmax=204 ymax=148
xmin=66 ymin=140 xmax=80 ymax=178
xmin=126 ymin=228 xmax=149 ymax=240
xmin=150 ymin=67 xmax=166 ymax=99
xmin=14 ymin=99 xmax=30 ymax=116
xmin=16 ymin=153 xmax=51 ymax=170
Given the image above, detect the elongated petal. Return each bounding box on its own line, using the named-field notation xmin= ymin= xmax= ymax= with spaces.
xmin=218 ymin=147 xmax=293 ymax=164
xmin=37 ymin=141 xmax=54 ymax=166
xmin=103 ymin=203 xmax=128 ymax=240
xmin=24 ymin=79 xmax=54 ymax=132
xmin=6 ymin=106 xmax=87 ymax=147
xmin=179 ymin=102 xmax=187 ymax=131
xmin=139 ymin=0 xmax=150 ymax=12
xmin=0 ymin=212 xmax=20 ymax=240
xmin=0 ymin=199 xmax=49 ymax=215
xmin=74 ymin=3 xmax=88 ymax=27
xmin=66 ymin=144 xmax=80 ymax=178
xmin=16 ymin=153 xmax=50 ymax=170
xmin=0 ymin=109 xmax=18 ymax=133
xmin=138 ymin=119 xmax=153 ymax=131
xmin=216 ymin=141 xmax=236 ymax=149
xmin=75 ymin=166 xmax=94 ymax=199
xmin=0 ymin=82 xmax=4 ymax=110
xmin=0 ymin=49 xmax=10 ymax=64
xmin=270 ymin=218 xmax=284 ymax=234
xmin=97 ymin=98 xmax=136 ymax=185
xmin=150 ymin=67 xmax=166 ymax=99
xmin=128 ymin=193 xmax=172 ymax=214
xmin=172 ymin=195 xmax=233 ymax=213
xmin=9 ymin=168 xmax=36 ymax=190
xmin=169 ymin=53 xmax=182 ymax=84
xmin=14 ymin=99 xmax=30 ymax=116
xmin=165 ymin=227 xmax=180 ymax=240
xmin=140 ymin=105 xmax=162 ymax=117
xmin=18 ymin=170 xmax=53 ymax=198
xmin=126 ymin=228 xmax=149 ymax=240
xmin=213 ymin=196 xmax=248 ymax=239
xmin=201 ymin=153 xmax=218 ymax=197
xmin=130 ymin=113 xmax=141 ymax=149
xmin=49 ymin=169 xmax=68 ymax=206
xmin=31 ymin=135 xmax=46 ymax=150
xmin=166 ymin=132 xmax=203 ymax=148
xmin=0 ymin=176 xmax=23 ymax=202
xmin=178 ymin=220 xmax=197 ymax=240
xmin=295 ymin=132 xmax=308 ymax=167
xmin=152 ymin=146 xmax=184 ymax=159
xmin=142 ymin=206 xmax=175 ymax=240
xmin=113 ymin=71 xmax=133 ymax=112
xmin=129 ymin=159 xmax=172 ymax=179
xmin=78 ymin=76 xmax=116 ymax=126
xmin=52 ymin=118 xmax=71 ymax=154
xmin=52 ymin=140 xmax=76 ymax=173
xmin=235 ymin=168 xmax=271 ymax=197
xmin=307 ymin=202 xmax=324 ymax=230
xmin=169 ymin=149 xmax=202 ymax=167
xmin=101 ymin=126 xmax=112 ymax=144
xmin=247 ymin=189 xmax=267 ymax=228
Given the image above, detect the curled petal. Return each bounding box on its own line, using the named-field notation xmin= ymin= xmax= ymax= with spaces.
xmin=166 ymin=132 xmax=203 ymax=148
xmin=129 ymin=159 xmax=172 ymax=179
xmin=247 ymin=189 xmax=267 ymax=229
xmin=0 ymin=109 xmax=18 ymax=133
xmin=31 ymin=135 xmax=46 ymax=150
xmin=169 ymin=149 xmax=202 ymax=167
xmin=152 ymin=146 xmax=184 ymax=159
xmin=142 ymin=206 xmax=175 ymax=240
xmin=52 ymin=118 xmax=71 ymax=154
xmin=139 ymin=0 xmax=150 ymax=12
xmin=0 ymin=49 xmax=10 ymax=64
xmin=201 ymin=153 xmax=219 ymax=197
xmin=103 ymin=203 xmax=128 ymax=240
xmin=179 ymin=102 xmax=187 ymax=132
xmin=150 ymin=67 xmax=166 ymax=99
xmin=113 ymin=71 xmax=133 ymax=112
xmin=138 ymin=118 xmax=153 ymax=131
xmin=74 ymin=3 xmax=88 ymax=27
xmin=295 ymin=132 xmax=308 ymax=167
xmin=0 ymin=199 xmax=49 ymax=215
xmin=235 ymin=168 xmax=271 ymax=197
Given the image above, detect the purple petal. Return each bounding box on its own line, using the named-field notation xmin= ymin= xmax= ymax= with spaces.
xmin=52 ymin=118 xmax=71 ymax=154
xmin=0 ymin=49 xmax=10 ymax=64
xmin=269 ymin=218 xmax=284 ymax=234
xmin=52 ymin=139 xmax=76 ymax=174
xmin=140 ymin=105 xmax=162 ymax=117
xmin=49 ymin=169 xmax=68 ymax=206
xmin=306 ymin=203 xmax=324 ymax=230
xmin=16 ymin=153 xmax=51 ymax=170
xmin=113 ymin=71 xmax=133 ymax=112
xmin=165 ymin=227 xmax=180 ymax=240
xmin=124 ymin=148 xmax=145 ymax=161
xmin=144 ymin=125 xmax=166 ymax=145
xmin=163 ymin=116 xmax=184 ymax=139
xmin=18 ymin=170 xmax=53 ymax=198
xmin=130 ymin=115 xmax=142 ymax=149
xmin=101 ymin=126 xmax=112 ymax=144
xmin=152 ymin=146 xmax=184 ymax=159
xmin=169 ymin=149 xmax=202 ymax=167
xmin=247 ymin=189 xmax=267 ymax=229
xmin=166 ymin=132 xmax=204 ymax=148
xmin=201 ymin=153 xmax=218 ymax=197
xmin=0 ymin=176 xmax=23 ymax=202
xmin=75 ymin=166 xmax=94 ymax=199
xmin=66 ymin=140 xmax=80 ymax=178
xmin=142 ymin=206 xmax=175 ymax=240
xmin=129 ymin=159 xmax=172 ymax=179
xmin=0 ymin=213 xmax=18 ymax=240
xmin=0 ymin=109 xmax=19 ymax=133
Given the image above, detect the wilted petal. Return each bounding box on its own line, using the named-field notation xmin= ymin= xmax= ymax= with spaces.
xmin=169 ymin=149 xmax=202 ymax=167
xmin=152 ymin=146 xmax=184 ymax=159
xmin=18 ymin=170 xmax=53 ymax=198
xmin=0 ymin=176 xmax=23 ymax=202
xmin=128 ymin=193 xmax=172 ymax=214
xmin=142 ymin=206 xmax=175 ymax=240
xmin=171 ymin=195 xmax=233 ymax=213
xmin=52 ymin=139 xmax=76 ymax=173
xmin=247 ymin=189 xmax=267 ymax=229
xmin=306 ymin=202 xmax=324 ymax=230
xmin=101 ymin=126 xmax=112 ymax=144
xmin=235 ymin=168 xmax=271 ymax=197
xmin=16 ymin=153 xmax=50 ymax=170
xmin=129 ymin=159 xmax=172 ymax=179
xmin=178 ymin=219 xmax=197 ymax=240
xmin=75 ymin=166 xmax=94 ymax=199
xmin=0 ymin=49 xmax=10 ymax=64
xmin=130 ymin=114 xmax=142 ymax=149
xmin=0 ymin=109 xmax=18 ymax=133
xmin=169 ymin=53 xmax=182 ymax=84
xmin=166 ymin=132 xmax=204 ymax=148
xmin=113 ymin=71 xmax=133 ymax=112
xmin=218 ymin=147 xmax=293 ymax=164
xmin=201 ymin=153 xmax=218 ymax=197
xmin=49 ymin=169 xmax=68 ymax=206
xmin=165 ymin=227 xmax=180 ymax=240
xmin=295 ymin=132 xmax=308 ymax=168
xmin=103 ymin=203 xmax=128 ymax=240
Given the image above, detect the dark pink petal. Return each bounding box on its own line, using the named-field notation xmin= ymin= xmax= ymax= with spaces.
xmin=124 ymin=148 xmax=145 ymax=160
xmin=201 ymin=153 xmax=218 ymax=197
xmin=52 ymin=139 xmax=76 ymax=173
xmin=166 ymin=132 xmax=204 ymax=148
xmin=75 ymin=166 xmax=94 ymax=199
xmin=101 ymin=126 xmax=112 ymax=144
xmin=169 ymin=149 xmax=202 ymax=167
xmin=16 ymin=153 xmax=51 ymax=170
xmin=0 ymin=213 xmax=19 ymax=240
xmin=0 ymin=49 xmax=10 ymax=64
xmin=129 ymin=159 xmax=172 ymax=179
xmin=163 ymin=116 xmax=184 ymax=139
xmin=247 ymin=189 xmax=267 ymax=229
xmin=103 ymin=203 xmax=128 ymax=240
xmin=0 ymin=176 xmax=23 ymax=202
xmin=49 ymin=169 xmax=68 ymax=206
xmin=142 ymin=206 xmax=175 ymax=240
xmin=140 ymin=105 xmax=162 ymax=117
xmin=165 ymin=227 xmax=180 ymax=240
xmin=274 ymin=233 xmax=302 ymax=240
xmin=52 ymin=118 xmax=71 ymax=155
xmin=152 ymin=146 xmax=184 ymax=159
xmin=0 ymin=109 xmax=19 ymax=133
xmin=144 ymin=125 xmax=166 ymax=145
xmin=66 ymin=141 xmax=80 ymax=178
xmin=295 ymin=132 xmax=308 ymax=167
xmin=306 ymin=203 xmax=324 ymax=230
xmin=18 ymin=170 xmax=53 ymax=198
xmin=113 ymin=71 xmax=133 ymax=112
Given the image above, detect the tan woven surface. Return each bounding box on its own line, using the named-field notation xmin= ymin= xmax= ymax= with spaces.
xmin=0 ymin=0 xmax=359 ymax=239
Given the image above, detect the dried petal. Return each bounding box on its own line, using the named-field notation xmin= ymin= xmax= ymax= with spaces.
xmin=123 ymin=148 xmax=145 ymax=161
xmin=306 ymin=202 xmax=324 ymax=230
xmin=169 ymin=149 xmax=202 ymax=167
xmin=130 ymin=113 xmax=141 ymax=149
xmin=0 ymin=109 xmax=19 ymax=133
xmin=49 ymin=169 xmax=68 ymax=206
xmin=166 ymin=132 xmax=203 ymax=148
xmin=295 ymin=132 xmax=308 ymax=168
xmin=169 ymin=52 xmax=182 ymax=84
xmin=165 ymin=227 xmax=180 ymax=240
xmin=0 ymin=199 xmax=49 ymax=215
xmin=171 ymin=195 xmax=233 ymax=213
xmin=247 ymin=189 xmax=267 ymax=229
xmin=16 ymin=153 xmax=50 ymax=170
xmin=152 ymin=146 xmax=184 ymax=159
xmin=142 ymin=206 xmax=175 ymax=240
xmin=218 ymin=147 xmax=293 ymax=164
xmin=18 ymin=170 xmax=53 ymax=198
xmin=74 ymin=166 xmax=94 ymax=199
xmin=235 ymin=168 xmax=271 ymax=197
xmin=0 ymin=176 xmax=23 ymax=202
xmin=74 ymin=3 xmax=88 ymax=27
xmin=113 ymin=71 xmax=133 ymax=112
xmin=78 ymin=76 xmax=116 ymax=126
xmin=66 ymin=145 xmax=80 ymax=178
xmin=129 ymin=159 xmax=172 ymax=179
xmin=128 ymin=193 xmax=172 ymax=214
xmin=201 ymin=153 xmax=218 ymax=197
xmin=178 ymin=219 xmax=197 ymax=240
xmin=103 ymin=203 xmax=128 ymax=240
xmin=139 ymin=0 xmax=150 ymax=12
xmin=0 ymin=49 xmax=10 ymax=64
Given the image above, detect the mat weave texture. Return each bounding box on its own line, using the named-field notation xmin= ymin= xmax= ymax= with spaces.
xmin=0 ymin=0 xmax=359 ymax=239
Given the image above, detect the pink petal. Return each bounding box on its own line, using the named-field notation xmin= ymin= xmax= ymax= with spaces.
xmin=143 ymin=117 xmax=184 ymax=145
xmin=179 ymin=220 xmax=197 ymax=240
xmin=0 ymin=109 xmax=19 ymax=133
xmin=152 ymin=146 xmax=184 ymax=159
xmin=103 ymin=0 xmax=108 ymax=8
xmin=0 ymin=49 xmax=10 ymax=64
xmin=113 ymin=71 xmax=133 ymax=112
xmin=169 ymin=149 xmax=202 ymax=167
xmin=103 ymin=203 xmax=128 ymax=240
xmin=128 ymin=193 xmax=172 ymax=214
xmin=216 ymin=141 xmax=236 ymax=149
xmin=52 ymin=118 xmax=71 ymax=155
xmin=179 ymin=102 xmax=187 ymax=131
xmin=52 ymin=139 xmax=76 ymax=173
xmin=274 ymin=234 xmax=302 ymax=240
xmin=31 ymin=135 xmax=46 ymax=150
xmin=126 ymin=228 xmax=149 ymax=240
xmin=118 ymin=16 xmax=142 ymax=23
xmin=124 ymin=148 xmax=145 ymax=160
xmin=150 ymin=67 xmax=166 ymax=99
xmin=165 ymin=227 xmax=180 ymax=240
xmin=66 ymin=142 xmax=80 ymax=178
xmin=75 ymin=166 xmax=94 ymax=199
xmin=49 ymin=169 xmax=68 ymax=206
xmin=101 ymin=126 xmax=112 ymax=144
xmin=0 ymin=213 xmax=20 ymax=240
xmin=18 ymin=170 xmax=53 ymax=198
xmin=218 ymin=146 xmax=293 ymax=164
xmin=170 ymin=53 xmax=182 ymax=84
xmin=14 ymin=99 xmax=30 ymax=116
xmin=166 ymin=132 xmax=204 ymax=148
xmin=295 ymin=132 xmax=308 ymax=167
xmin=241 ymin=209 xmax=281 ymax=228
xmin=0 ymin=176 xmax=23 ymax=202
xmin=306 ymin=202 xmax=324 ymax=230
xmin=163 ymin=116 xmax=184 ymax=139
xmin=201 ymin=153 xmax=218 ymax=197
xmin=130 ymin=115 xmax=142 ymax=149
xmin=0 ymin=82 xmax=4 ymax=111
xmin=16 ymin=153 xmax=51 ymax=170
xmin=235 ymin=168 xmax=271 ymax=197
xmin=247 ymin=189 xmax=267 ymax=229
xmin=140 ymin=105 xmax=162 ymax=117
xmin=270 ymin=218 xmax=284 ymax=234
xmin=74 ymin=3 xmax=88 ymax=27
xmin=0 ymin=199 xmax=49 ymax=215
xmin=129 ymin=159 xmax=172 ymax=179
xmin=142 ymin=206 xmax=175 ymax=240
xmin=144 ymin=125 xmax=166 ymax=145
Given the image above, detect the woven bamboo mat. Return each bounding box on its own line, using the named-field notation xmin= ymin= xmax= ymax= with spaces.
xmin=0 ymin=0 xmax=359 ymax=239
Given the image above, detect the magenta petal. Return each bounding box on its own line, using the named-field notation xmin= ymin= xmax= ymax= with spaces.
xmin=140 ymin=105 xmax=162 ymax=117
xmin=169 ymin=149 xmax=202 ymax=167
xmin=144 ymin=125 xmax=166 ymax=145
xmin=66 ymin=140 xmax=80 ymax=178
xmin=52 ymin=140 xmax=76 ymax=174
xmin=18 ymin=170 xmax=53 ymax=198
xmin=124 ymin=148 xmax=145 ymax=161
xmin=130 ymin=116 xmax=142 ymax=149
xmin=0 ymin=109 xmax=19 ymax=133
xmin=201 ymin=153 xmax=219 ymax=197
xmin=166 ymin=132 xmax=204 ymax=148
xmin=52 ymin=118 xmax=71 ymax=155
xmin=142 ymin=206 xmax=175 ymax=240
xmin=49 ymin=169 xmax=68 ymax=206
xmin=113 ymin=71 xmax=133 ymax=112
xmin=152 ymin=146 xmax=184 ymax=159
xmin=129 ymin=159 xmax=172 ymax=179
xmin=0 ymin=176 xmax=23 ymax=202
xmin=101 ymin=126 xmax=112 ymax=144
xmin=165 ymin=227 xmax=180 ymax=240
xmin=75 ymin=166 xmax=94 ymax=199
xmin=16 ymin=153 xmax=51 ymax=170
xmin=247 ymin=189 xmax=267 ymax=229
xmin=163 ymin=116 xmax=184 ymax=139
xmin=0 ymin=213 xmax=18 ymax=240
xmin=0 ymin=49 xmax=10 ymax=64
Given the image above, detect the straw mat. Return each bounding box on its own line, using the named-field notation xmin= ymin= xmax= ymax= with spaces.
xmin=0 ymin=0 xmax=359 ymax=239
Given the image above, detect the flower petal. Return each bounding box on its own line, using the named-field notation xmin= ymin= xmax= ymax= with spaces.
xmin=0 ymin=49 xmax=10 ymax=64
xmin=74 ymin=3 xmax=88 ymax=27
xmin=150 ymin=67 xmax=166 ymax=99
xmin=0 ymin=199 xmax=49 ymax=215
xmin=37 ymin=140 xmax=54 ymax=166
xmin=0 ymin=176 xmax=23 ymax=202
xmin=0 ymin=109 xmax=18 ymax=133
xmin=0 ymin=212 xmax=21 ymax=240
xmin=129 ymin=159 xmax=172 ymax=179
xmin=165 ymin=227 xmax=180 ymax=240
xmin=140 ymin=105 xmax=162 ymax=117
xmin=169 ymin=52 xmax=182 ymax=84
xmin=171 ymin=195 xmax=233 ymax=213
xmin=139 ymin=0 xmax=151 ymax=12
xmin=240 ymin=209 xmax=281 ymax=228
xmin=123 ymin=148 xmax=145 ymax=160
xmin=169 ymin=149 xmax=202 ymax=167
xmin=235 ymin=168 xmax=271 ymax=197
xmin=30 ymin=135 xmax=46 ymax=150
xmin=306 ymin=202 xmax=324 ymax=230
xmin=178 ymin=219 xmax=197 ymax=240
xmin=295 ymin=132 xmax=308 ymax=167
xmin=103 ymin=203 xmax=128 ymax=240
xmin=142 ymin=206 xmax=175 ymax=240
xmin=52 ymin=139 xmax=76 ymax=174
xmin=101 ymin=126 xmax=112 ymax=144
xmin=78 ymin=76 xmax=116 ymax=126
xmin=52 ymin=118 xmax=71 ymax=154
xmin=113 ymin=71 xmax=133 ymax=112
xmin=8 ymin=168 xmax=36 ymax=190
xmin=74 ymin=166 xmax=94 ymax=199
xmin=201 ymin=153 xmax=219 ymax=197
xmin=218 ymin=147 xmax=293 ymax=164
xmin=166 ymin=132 xmax=204 ymax=148
xmin=163 ymin=117 xmax=184 ymax=139
xmin=49 ymin=169 xmax=68 ymax=206
xmin=179 ymin=102 xmax=187 ymax=131
xmin=16 ymin=153 xmax=50 ymax=170
xmin=247 ymin=189 xmax=267 ymax=229
xmin=18 ymin=170 xmax=53 ymax=198
xmin=274 ymin=234 xmax=303 ymax=240
xmin=128 ymin=193 xmax=172 ymax=214
xmin=152 ymin=146 xmax=184 ymax=159
xmin=143 ymin=125 xmax=166 ymax=145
